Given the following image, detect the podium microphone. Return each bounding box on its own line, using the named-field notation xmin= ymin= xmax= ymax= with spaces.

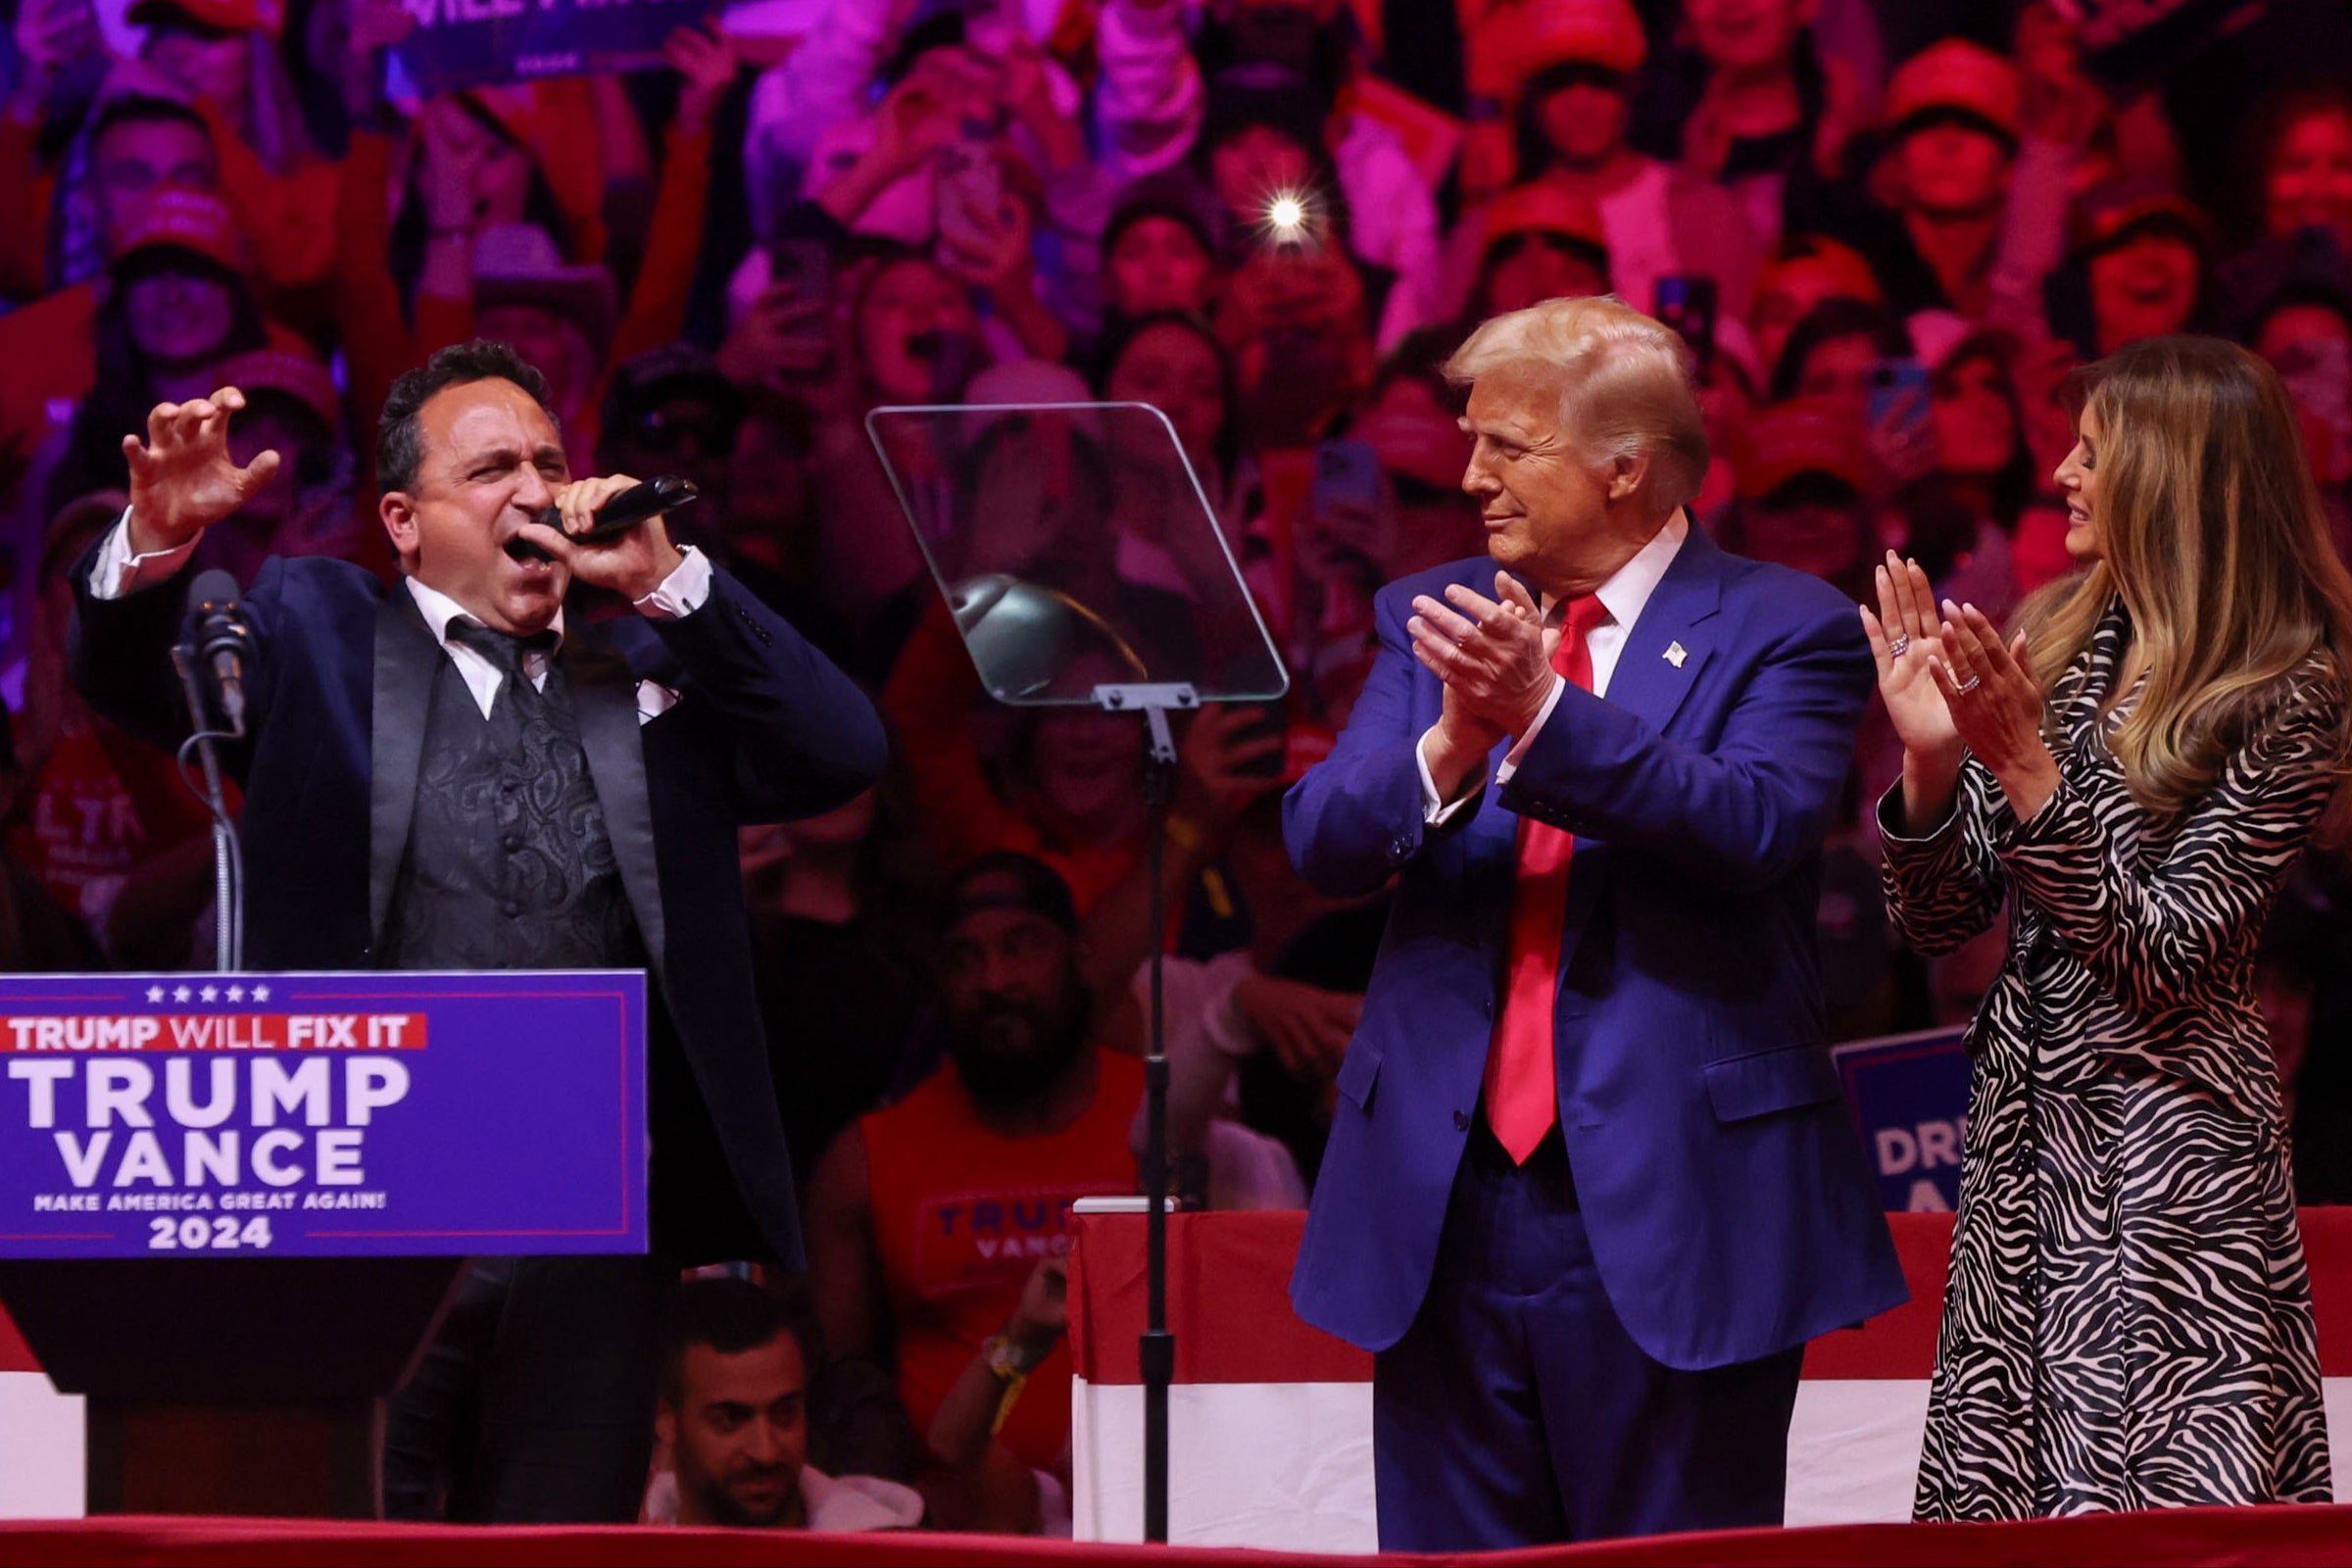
xmin=185 ymin=569 xmax=253 ymax=738
xmin=508 ymin=475 xmax=700 ymax=564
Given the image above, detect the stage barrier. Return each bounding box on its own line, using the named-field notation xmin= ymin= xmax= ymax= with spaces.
xmin=9 ymin=1209 xmax=2352 ymax=1558
xmin=1066 ymin=1209 xmax=2352 ymax=1551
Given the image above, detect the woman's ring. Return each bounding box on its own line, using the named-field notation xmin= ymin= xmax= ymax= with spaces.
xmin=1955 ymin=674 xmax=1984 ymax=695
xmin=1887 ymin=635 xmax=1911 ymax=660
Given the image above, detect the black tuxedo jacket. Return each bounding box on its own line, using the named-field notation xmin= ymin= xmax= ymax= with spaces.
xmin=71 ymin=551 xmax=888 ymax=1266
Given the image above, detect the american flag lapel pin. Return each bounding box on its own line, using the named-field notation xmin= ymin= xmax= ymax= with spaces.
xmin=1664 ymin=641 xmax=1689 ymax=668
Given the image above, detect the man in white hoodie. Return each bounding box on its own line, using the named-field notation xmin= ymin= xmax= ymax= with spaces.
xmin=649 ymin=1277 xmax=926 ymax=1532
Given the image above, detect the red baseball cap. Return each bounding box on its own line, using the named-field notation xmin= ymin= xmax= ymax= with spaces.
xmin=1884 ymin=39 xmax=2020 ymax=143
xmin=1755 ymin=237 xmax=1886 ymax=309
xmin=2068 ymin=179 xmax=2212 ymax=259
xmin=1468 ymin=0 xmax=1647 ymax=106
xmin=108 ymin=189 xmax=248 ymax=277
xmin=212 ymin=347 xmax=342 ymax=435
xmin=1483 ymin=182 xmax=1610 ymax=259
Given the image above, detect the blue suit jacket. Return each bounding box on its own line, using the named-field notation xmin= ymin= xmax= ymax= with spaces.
xmin=1285 ymin=529 xmax=1904 ymax=1368
xmin=71 ymin=551 xmax=887 ymax=1268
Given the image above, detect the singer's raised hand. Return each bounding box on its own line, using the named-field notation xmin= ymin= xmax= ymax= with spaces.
xmin=510 ymin=472 xmax=687 ymax=602
xmin=122 ymin=389 xmax=280 ymax=557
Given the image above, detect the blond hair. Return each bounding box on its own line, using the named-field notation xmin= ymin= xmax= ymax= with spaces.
xmin=1444 ymin=295 xmax=1710 ymax=514
xmin=2017 ymin=335 xmax=2352 ymax=813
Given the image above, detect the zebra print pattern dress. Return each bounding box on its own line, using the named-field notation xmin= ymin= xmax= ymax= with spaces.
xmin=1880 ymin=600 xmax=2341 ymax=1520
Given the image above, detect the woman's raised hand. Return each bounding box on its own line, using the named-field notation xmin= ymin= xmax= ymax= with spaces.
xmin=1861 ymin=551 xmax=1961 ymax=764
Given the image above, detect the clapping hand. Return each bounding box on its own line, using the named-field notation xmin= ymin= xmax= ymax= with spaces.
xmin=1408 ymin=572 xmax=1555 ymax=740
xmin=1861 ymin=551 xmax=2060 ymax=820
xmin=1931 ymin=599 xmax=2060 ymax=817
xmin=123 ymin=390 xmax=281 ymax=557
xmin=1859 ymin=552 xmax=1960 ymax=765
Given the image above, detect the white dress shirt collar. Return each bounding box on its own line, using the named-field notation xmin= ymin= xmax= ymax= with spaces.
xmin=1543 ymin=509 xmax=1689 ymax=634
xmin=402 ymin=575 xmax=566 ymax=655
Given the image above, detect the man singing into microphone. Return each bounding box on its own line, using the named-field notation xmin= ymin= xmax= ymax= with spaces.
xmin=71 ymin=341 xmax=886 ymax=1522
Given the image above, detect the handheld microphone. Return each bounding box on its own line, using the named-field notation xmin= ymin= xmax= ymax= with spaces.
xmin=508 ymin=474 xmax=701 ymax=564
xmin=185 ymin=569 xmax=252 ymax=738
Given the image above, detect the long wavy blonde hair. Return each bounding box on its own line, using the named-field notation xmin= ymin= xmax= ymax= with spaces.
xmin=2016 ymin=335 xmax=2352 ymax=815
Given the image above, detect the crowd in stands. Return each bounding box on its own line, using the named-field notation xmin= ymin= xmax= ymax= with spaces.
xmin=5 ymin=0 xmax=2352 ymax=1535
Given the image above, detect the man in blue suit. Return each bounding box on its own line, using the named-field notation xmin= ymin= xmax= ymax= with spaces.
xmin=71 ymin=343 xmax=887 ymax=1520
xmin=1285 ymin=297 xmax=1903 ymax=1549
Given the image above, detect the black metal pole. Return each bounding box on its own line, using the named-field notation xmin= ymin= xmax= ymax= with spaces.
xmin=1090 ymin=682 xmax=1195 ymax=1544
xmin=172 ymin=645 xmax=243 ymax=972
xmin=1140 ymin=704 xmax=1175 ymax=1544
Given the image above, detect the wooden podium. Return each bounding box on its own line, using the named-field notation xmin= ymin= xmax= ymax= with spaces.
xmin=0 ymin=968 xmax=650 ymax=1519
xmin=0 ymin=1255 xmax=461 ymax=1516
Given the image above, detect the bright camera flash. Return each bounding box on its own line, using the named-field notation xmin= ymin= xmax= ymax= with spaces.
xmin=1266 ymin=194 xmax=1307 ymax=236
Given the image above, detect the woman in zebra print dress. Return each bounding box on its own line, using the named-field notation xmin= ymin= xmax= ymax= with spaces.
xmin=1863 ymin=335 xmax=2352 ymax=1519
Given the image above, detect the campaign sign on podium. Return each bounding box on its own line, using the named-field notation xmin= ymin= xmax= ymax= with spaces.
xmin=0 ymin=971 xmax=647 ymax=1259
xmin=1830 ymin=1025 xmax=1972 ymax=1213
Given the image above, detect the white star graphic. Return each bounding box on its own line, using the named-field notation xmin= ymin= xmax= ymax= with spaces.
xmin=251 ymin=984 xmax=271 ymax=1002
xmin=146 ymin=986 xmax=165 ymax=1004
xmin=199 ymin=985 xmax=219 ymax=1003
xmin=226 ymin=985 xmax=245 ymax=1003
xmin=172 ymin=986 xmax=192 ymax=1004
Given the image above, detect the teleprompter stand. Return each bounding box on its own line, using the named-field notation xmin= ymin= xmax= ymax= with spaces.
xmin=866 ymin=402 xmax=1292 ymax=1543
xmin=1096 ymin=680 xmax=1196 ymax=1542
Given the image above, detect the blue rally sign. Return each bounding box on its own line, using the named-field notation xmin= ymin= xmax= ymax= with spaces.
xmin=391 ymin=0 xmax=717 ymax=96
xmin=1831 ymin=1025 xmax=1973 ymax=1213
xmin=0 ymin=971 xmax=646 ymax=1258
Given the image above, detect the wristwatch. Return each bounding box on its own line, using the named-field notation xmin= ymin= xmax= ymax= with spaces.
xmin=983 ymin=1333 xmax=1035 ymax=1383
xmin=983 ymin=1333 xmax=1036 ymax=1434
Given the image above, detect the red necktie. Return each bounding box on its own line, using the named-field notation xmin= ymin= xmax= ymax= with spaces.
xmin=1483 ymin=594 xmax=1611 ymax=1164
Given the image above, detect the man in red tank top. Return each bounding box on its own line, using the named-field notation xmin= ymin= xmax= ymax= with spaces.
xmin=804 ymin=853 xmax=1143 ymax=1519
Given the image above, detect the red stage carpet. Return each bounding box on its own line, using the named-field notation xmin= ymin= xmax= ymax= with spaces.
xmin=8 ymin=1506 xmax=2352 ymax=1566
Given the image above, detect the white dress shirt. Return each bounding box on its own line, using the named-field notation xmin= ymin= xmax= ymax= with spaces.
xmin=89 ymin=510 xmax=710 ymax=724
xmin=1416 ymin=512 xmax=1690 ymax=823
